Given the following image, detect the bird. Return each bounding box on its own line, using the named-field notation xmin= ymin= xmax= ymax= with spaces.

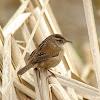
xmin=17 ymin=34 xmax=72 ymax=75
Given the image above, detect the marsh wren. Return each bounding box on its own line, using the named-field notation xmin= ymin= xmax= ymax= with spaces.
xmin=17 ymin=34 xmax=71 ymax=75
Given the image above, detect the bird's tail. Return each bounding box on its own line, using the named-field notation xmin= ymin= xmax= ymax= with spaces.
xmin=17 ymin=64 xmax=33 ymax=75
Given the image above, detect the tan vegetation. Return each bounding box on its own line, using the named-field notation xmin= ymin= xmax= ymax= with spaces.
xmin=0 ymin=0 xmax=100 ymax=100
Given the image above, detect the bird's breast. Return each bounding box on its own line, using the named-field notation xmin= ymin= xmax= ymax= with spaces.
xmin=38 ymin=48 xmax=64 ymax=69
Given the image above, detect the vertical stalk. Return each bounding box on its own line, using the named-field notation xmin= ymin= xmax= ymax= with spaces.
xmin=83 ymin=0 xmax=100 ymax=91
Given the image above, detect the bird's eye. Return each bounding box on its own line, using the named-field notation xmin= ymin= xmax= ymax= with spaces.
xmin=57 ymin=40 xmax=63 ymax=43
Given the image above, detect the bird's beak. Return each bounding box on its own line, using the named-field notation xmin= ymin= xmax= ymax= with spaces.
xmin=66 ymin=40 xmax=72 ymax=43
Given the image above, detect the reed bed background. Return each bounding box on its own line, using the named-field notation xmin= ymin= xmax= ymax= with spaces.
xmin=0 ymin=0 xmax=100 ymax=100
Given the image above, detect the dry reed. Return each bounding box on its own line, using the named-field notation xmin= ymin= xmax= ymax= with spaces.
xmin=0 ymin=0 xmax=100 ymax=100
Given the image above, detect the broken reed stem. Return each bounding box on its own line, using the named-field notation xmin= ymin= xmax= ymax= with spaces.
xmin=67 ymin=71 xmax=78 ymax=100
xmin=3 ymin=0 xmax=30 ymax=31
xmin=33 ymin=69 xmax=42 ymax=100
xmin=0 ymin=26 xmax=4 ymax=45
xmin=2 ymin=34 xmax=14 ymax=100
xmin=21 ymin=23 xmax=36 ymax=53
xmin=48 ymin=72 xmax=70 ymax=100
xmin=83 ymin=0 xmax=100 ymax=91
xmin=2 ymin=34 xmax=26 ymax=99
xmin=34 ymin=7 xmax=51 ymax=37
xmin=38 ymin=0 xmax=61 ymax=34
xmin=29 ymin=15 xmax=45 ymax=43
xmin=13 ymin=79 xmax=36 ymax=99
xmin=50 ymin=71 xmax=100 ymax=98
xmin=3 ymin=13 xmax=31 ymax=37
xmin=33 ymin=69 xmax=50 ymax=100
xmin=40 ymin=69 xmax=50 ymax=100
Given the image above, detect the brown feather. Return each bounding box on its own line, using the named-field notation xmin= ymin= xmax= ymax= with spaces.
xmin=17 ymin=64 xmax=34 ymax=75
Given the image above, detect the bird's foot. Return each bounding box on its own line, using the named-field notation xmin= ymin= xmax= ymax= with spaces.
xmin=46 ymin=70 xmax=56 ymax=80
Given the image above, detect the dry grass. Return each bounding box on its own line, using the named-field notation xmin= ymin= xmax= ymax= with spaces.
xmin=0 ymin=0 xmax=100 ymax=100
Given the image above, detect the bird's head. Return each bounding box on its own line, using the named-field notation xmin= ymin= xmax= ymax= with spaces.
xmin=49 ymin=34 xmax=72 ymax=47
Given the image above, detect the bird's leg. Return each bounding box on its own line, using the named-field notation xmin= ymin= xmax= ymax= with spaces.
xmin=34 ymin=68 xmax=40 ymax=78
xmin=46 ymin=70 xmax=56 ymax=80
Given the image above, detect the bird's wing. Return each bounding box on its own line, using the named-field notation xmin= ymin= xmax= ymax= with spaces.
xmin=27 ymin=39 xmax=46 ymax=61
xmin=33 ymin=43 xmax=59 ymax=63
xmin=27 ymin=49 xmax=36 ymax=61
